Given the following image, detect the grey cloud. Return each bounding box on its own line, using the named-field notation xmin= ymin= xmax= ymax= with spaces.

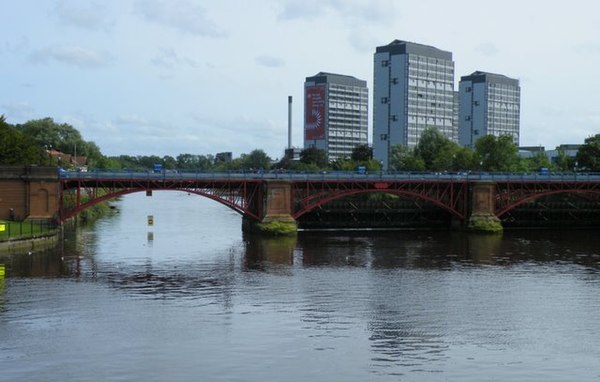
xmin=255 ymin=55 xmax=285 ymax=68
xmin=278 ymin=0 xmax=396 ymax=25
xmin=1 ymin=36 xmax=29 ymax=55
xmin=0 ymin=102 xmax=37 ymax=122
xmin=30 ymin=46 xmax=112 ymax=68
xmin=570 ymin=43 xmax=600 ymax=55
xmin=278 ymin=1 xmax=321 ymax=20
xmin=134 ymin=0 xmax=227 ymax=38
xmin=52 ymin=1 xmax=115 ymax=31
xmin=151 ymin=48 xmax=201 ymax=69
xmin=475 ymin=42 xmax=499 ymax=57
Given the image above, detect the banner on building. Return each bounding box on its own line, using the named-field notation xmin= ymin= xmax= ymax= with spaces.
xmin=305 ymin=85 xmax=326 ymax=140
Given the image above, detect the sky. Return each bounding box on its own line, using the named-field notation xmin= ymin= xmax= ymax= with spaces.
xmin=2 ymin=0 xmax=599 ymax=160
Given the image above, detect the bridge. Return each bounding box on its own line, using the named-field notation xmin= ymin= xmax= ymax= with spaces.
xmin=59 ymin=170 xmax=600 ymax=230
xmin=1 ymin=166 xmax=599 ymax=231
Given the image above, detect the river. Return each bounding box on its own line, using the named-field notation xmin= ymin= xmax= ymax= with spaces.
xmin=1 ymin=191 xmax=600 ymax=381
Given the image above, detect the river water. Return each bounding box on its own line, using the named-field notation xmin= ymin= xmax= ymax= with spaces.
xmin=1 ymin=191 xmax=600 ymax=381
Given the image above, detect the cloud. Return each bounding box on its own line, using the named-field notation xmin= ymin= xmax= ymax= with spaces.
xmin=570 ymin=43 xmax=600 ymax=55
xmin=189 ymin=113 xmax=287 ymax=157
xmin=277 ymin=0 xmax=396 ymax=53
xmin=255 ymin=55 xmax=285 ymax=68
xmin=134 ymin=0 xmax=227 ymax=38
xmin=475 ymin=42 xmax=499 ymax=57
xmin=278 ymin=0 xmax=396 ymax=25
xmin=30 ymin=46 xmax=112 ymax=68
xmin=52 ymin=1 xmax=115 ymax=31
xmin=1 ymin=36 xmax=29 ymax=55
xmin=0 ymin=102 xmax=37 ymax=122
xmin=150 ymin=48 xmax=201 ymax=69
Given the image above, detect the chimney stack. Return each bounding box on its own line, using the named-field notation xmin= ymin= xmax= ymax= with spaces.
xmin=287 ymin=96 xmax=292 ymax=149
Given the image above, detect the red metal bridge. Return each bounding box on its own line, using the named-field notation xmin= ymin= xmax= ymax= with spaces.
xmin=58 ymin=171 xmax=600 ymax=226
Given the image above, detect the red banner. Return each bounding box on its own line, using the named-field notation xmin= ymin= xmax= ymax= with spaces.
xmin=305 ymin=85 xmax=326 ymax=140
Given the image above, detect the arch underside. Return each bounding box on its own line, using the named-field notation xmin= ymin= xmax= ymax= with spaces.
xmin=292 ymin=184 xmax=468 ymax=220
xmin=496 ymin=187 xmax=600 ymax=217
xmin=59 ymin=186 xmax=261 ymax=222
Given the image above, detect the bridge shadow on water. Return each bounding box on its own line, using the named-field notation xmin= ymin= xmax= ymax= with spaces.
xmin=3 ymin=227 xmax=600 ymax=282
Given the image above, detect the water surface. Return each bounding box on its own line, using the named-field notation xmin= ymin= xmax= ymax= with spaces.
xmin=1 ymin=192 xmax=599 ymax=381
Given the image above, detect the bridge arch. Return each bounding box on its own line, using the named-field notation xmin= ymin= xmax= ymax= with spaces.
xmin=293 ymin=188 xmax=465 ymax=220
xmin=59 ymin=187 xmax=260 ymax=223
xmin=496 ymin=189 xmax=600 ymax=217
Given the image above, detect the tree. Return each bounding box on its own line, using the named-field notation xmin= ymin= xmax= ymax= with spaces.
xmin=240 ymin=149 xmax=271 ymax=170
xmin=0 ymin=116 xmax=46 ymax=165
xmin=521 ymin=151 xmax=552 ymax=172
xmin=16 ymin=118 xmax=83 ymax=155
xmin=330 ymin=157 xmax=356 ymax=171
xmin=414 ymin=127 xmax=461 ymax=171
xmin=553 ymin=148 xmax=574 ymax=172
xmin=162 ymin=155 xmax=177 ymax=169
xmin=351 ymin=144 xmax=372 ymax=162
xmin=300 ymin=147 xmax=328 ymax=168
xmin=473 ymin=135 xmax=520 ymax=172
xmin=452 ymin=146 xmax=475 ymax=171
xmin=575 ymin=134 xmax=600 ymax=171
xmin=389 ymin=145 xmax=425 ymax=171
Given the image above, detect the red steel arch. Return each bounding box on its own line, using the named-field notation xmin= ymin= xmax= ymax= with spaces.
xmin=291 ymin=180 xmax=468 ymax=220
xmin=495 ymin=181 xmax=600 ymax=217
xmin=59 ymin=178 xmax=263 ymax=223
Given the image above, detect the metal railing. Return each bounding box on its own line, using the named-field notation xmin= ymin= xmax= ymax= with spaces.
xmin=59 ymin=169 xmax=600 ymax=182
xmin=0 ymin=220 xmax=58 ymax=241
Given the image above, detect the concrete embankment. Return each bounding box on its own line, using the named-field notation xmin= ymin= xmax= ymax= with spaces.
xmin=0 ymin=232 xmax=59 ymax=254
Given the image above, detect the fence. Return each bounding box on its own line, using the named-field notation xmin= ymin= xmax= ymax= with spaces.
xmin=0 ymin=220 xmax=58 ymax=241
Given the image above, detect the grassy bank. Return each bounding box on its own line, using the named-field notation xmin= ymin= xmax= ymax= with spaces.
xmin=0 ymin=220 xmax=58 ymax=241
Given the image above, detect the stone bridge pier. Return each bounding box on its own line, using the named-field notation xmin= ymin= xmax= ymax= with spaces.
xmin=242 ymin=180 xmax=297 ymax=235
xmin=467 ymin=182 xmax=503 ymax=232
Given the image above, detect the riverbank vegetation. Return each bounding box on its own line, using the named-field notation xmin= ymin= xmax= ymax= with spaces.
xmin=0 ymin=220 xmax=58 ymax=241
xmin=1 ymin=114 xmax=599 ymax=173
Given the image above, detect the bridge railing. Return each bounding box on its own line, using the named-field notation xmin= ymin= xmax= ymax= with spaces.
xmin=59 ymin=169 xmax=600 ymax=182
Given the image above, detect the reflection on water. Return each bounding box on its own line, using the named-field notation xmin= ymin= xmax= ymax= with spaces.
xmin=1 ymin=192 xmax=600 ymax=381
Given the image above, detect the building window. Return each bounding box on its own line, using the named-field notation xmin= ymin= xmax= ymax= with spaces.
xmin=381 ymin=97 xmax=388 ymax=104
xmin=465 ymin=87 xmax=472 ymax=93
xmin=465 ymin=116 xmax=471 ymax=121
xmin=392 ymin=78 xmax=399 ymax=84
xmin=473 ymin=101 xmax=479 ymax=106
xmin=381 ymin=60 xmax=389 ymax=67
xmin=391 ymin=115 xmax=398 ymax=121
xmin=380 ymin=134 xmax=388 ymax=141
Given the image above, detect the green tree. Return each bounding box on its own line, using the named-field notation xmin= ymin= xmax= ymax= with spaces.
xmin=0 ymin=116 xmax=46 ymax=165
xmin=330 ymin=157 xmax=356 ymax=171
xmin=17 ymin=118 xmax=82 ymax=154
xmin=452 ymin=146 xmax=475 ymax=171
xmin=414 ymin=128 xmax=460 ymax=171
xmin=575 ymin=134 xmax=600 ymax=171
xmin=474 ymin=135 xmax=520 ymax=172
xmin=300 ymin=147 xmax=328 ymax=169
xmin=15 ymin=117 xmax=107 ymax=168
xmin=162 ymin=155 xmax=177 ymax=169
xmin=521 ymin=151 xmax=552 ymax=172
xmin=240 ymin=149 xmax=271 ymax=170
xmin=553 ymin=149 xmax=574 ymax=172
xmin=351 ymin=144 xmax=372 ymax=162
xmin=389 ymin=145 xmax=425 ymax=171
